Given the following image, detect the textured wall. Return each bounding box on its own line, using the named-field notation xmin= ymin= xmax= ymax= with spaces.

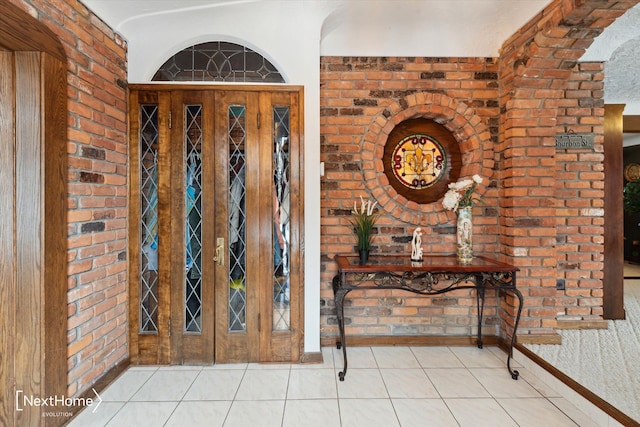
xmin=320 ymin=57 xmax=503 ymax=339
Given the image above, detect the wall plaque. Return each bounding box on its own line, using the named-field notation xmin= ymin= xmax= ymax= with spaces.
xmin=555 ymin=133 xmax=594 ymax=149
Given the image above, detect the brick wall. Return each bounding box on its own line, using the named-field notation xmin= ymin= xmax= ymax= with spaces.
xmin=319 ymin=56 xmax=609 ymax=341
xmin=318 ymin=1 xmax=640 ymax=343
xmin=10 ymin=0 xmax=129 ymax=396
xmin=495 ymin=0 xmax=636 ymax=337
xmin=555 ymin=63 xmax=606 ymax=319
xmin=320 ymin=57 xmax=503 ymax=338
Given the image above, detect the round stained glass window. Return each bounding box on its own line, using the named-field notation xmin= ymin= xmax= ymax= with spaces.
xmin=382 ymin=118 xmax=461 ymax=204
xmin=391 ymin=134 xmax=446 ymax=189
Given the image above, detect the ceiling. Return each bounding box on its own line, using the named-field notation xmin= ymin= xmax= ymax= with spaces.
xmin=79 ymin=0 xmax=640 ymax=115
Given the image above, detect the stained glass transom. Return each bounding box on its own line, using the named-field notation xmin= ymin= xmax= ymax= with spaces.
xmin=153 ymin=42 xmax=284 ymax=83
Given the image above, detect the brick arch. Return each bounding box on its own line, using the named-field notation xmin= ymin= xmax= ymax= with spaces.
xmin=497 ymin=0 xmax=640 ymax=337
xmin=361 ymin=92 xmax=493 ymax=225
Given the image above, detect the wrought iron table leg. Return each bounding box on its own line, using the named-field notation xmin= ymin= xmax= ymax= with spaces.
xmin=475 ymin=275 xmax=485 ymax=349
xmin=504 ymin=286 xmax=524 ymax=380
xmin=332 ymin=275 xmax=349 ymax=381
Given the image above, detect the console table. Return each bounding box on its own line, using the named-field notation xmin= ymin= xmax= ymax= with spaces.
xmin=332 ymin=254 xmax=522 ymax=381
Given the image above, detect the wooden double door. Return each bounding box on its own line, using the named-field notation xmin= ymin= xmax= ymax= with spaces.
xmin=129 ymin=86 xmax=302 ymax=365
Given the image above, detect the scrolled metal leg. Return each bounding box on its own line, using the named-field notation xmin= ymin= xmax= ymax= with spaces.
xmin=336 ymin=291 xmax=348 ymax=381
xmin=503 ymin=287 xmax=523 ymax=380
xmin=475 ymin=277 xmax=485 ymax=349
xmin=333 ymin=275 xmax=349 ymax=380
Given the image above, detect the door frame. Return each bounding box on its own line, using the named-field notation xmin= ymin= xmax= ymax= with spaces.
xmin=0 ymin=2 xmax=68 ymax=425
xmin=603 ymin=105 xmax=627 ymax=320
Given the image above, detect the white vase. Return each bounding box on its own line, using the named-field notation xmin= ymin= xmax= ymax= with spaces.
xmin=456 ymin=206 xmax=473 ymax=264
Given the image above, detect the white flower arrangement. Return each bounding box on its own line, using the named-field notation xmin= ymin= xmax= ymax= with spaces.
xmin=442 ymin=174 xmax=483 ymax=212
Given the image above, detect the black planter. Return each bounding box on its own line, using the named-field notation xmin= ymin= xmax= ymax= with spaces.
xmin=359 ymin=250 xmax=369 ymax=265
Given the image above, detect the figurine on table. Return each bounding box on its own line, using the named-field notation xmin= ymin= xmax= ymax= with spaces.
xmin=411 ymin=227 xmax=423 ymax=262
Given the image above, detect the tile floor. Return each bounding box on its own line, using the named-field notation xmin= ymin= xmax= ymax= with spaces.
xmin=67 ymin=345 xmax=610 ymax=427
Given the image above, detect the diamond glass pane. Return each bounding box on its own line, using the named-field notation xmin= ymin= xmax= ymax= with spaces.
xmin=273 ymin=107 xmax=291 ymax=331
xmin=140 ymin=105 xmax=159 ymax=333
xmin=185 ymin=105 xmax=203 ymax=333
xmin=153 ymin=41 xmax=285 ymax=83
xmin=228 ymin=105 xmax=247 ymax=332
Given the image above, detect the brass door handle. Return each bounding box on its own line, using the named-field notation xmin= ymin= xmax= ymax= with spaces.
xmin=213 ymin=237 xmax=224 ymax=265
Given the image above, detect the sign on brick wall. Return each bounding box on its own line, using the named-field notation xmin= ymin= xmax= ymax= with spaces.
xmin=555 ymin=133 xmax=595 ymax=149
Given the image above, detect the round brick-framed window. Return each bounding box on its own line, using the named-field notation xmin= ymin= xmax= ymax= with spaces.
xmin=361 ymin=92 xmax=493 ymax=225
xmin=382 ymin=118 xmax=462 ymax=205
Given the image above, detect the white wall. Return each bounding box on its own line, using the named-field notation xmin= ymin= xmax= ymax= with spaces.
xmin=107 ymin=0 xmax=554 ymax=355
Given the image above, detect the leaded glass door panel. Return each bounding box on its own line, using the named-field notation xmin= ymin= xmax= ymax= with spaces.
xmin=130 ymin=90 xmax=172 ymax=364
xmin=130 ymin=86 xmax=302 ymax=365
xmin=169 ymin=91 xmax=216 ymax=364
xmin=256 ymin=91 xmax=301 ymax=363
xmin=213 ymin=91 xmax=261 ymax=362
xmin=213 ymin=90 xmax=301 ymax=363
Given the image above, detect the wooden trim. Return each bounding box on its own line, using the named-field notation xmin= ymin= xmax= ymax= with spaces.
xmin=41 ymin=51 xmax=69 ymax=421
xmin=515 ymin=333 xmax=562 ymax=345
xmin=516 ymin=344 xmax=638 ymax=427
xmin=15 ymin=53 xmax=43 ymax=427
xmin=300 ymin=352 xmax=323 ymax=364
xmin=623 ymin=115 xmax=640 ymax=133
xmin=129 ymin=83 xmax=304 ymax=93
xmin=604 ymin=104 xmax=625 ymax=320
xmin=0 ymin=50 xmax=16 ymax=427
xmin=0 ymin=2 xmax=65 ymax=61
xmin=127 ymin=89 xmax=141 ymax=362
xmin=1 ymin=4 xmax=67 ymax=426
xmin=555 ymin=319 xmax=609 ymax=329
xmin=297 ymin=89 xmax=306 ymax=361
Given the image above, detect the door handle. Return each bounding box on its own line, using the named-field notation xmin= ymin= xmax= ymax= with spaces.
xmin=213 ymin=237 xmax=224 ymax=266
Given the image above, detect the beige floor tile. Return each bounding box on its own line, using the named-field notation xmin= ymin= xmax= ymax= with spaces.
xmin=445 ymin=398 xmax=517 ymax=426
xmin=287 ymin=368 xmax=338 ymax=399
xmin=371 ymin=346 xmax=421 ymax=368
xmin=105 ymin=401 xmax=178 ymax=427
xmin=336 ymin=368 xmax=389 ymax=399
xmin=338 ymin=398 xmax=400 ymax=427
xmin=392 ymin=398 xmax=459 ymax=427
xmin=380 ymin=368 xmax=440 ymax=398
xmin=425 ymin=368 xmax=491 ymax=398
xmin=410 ymin=346 xmax=465 ymax=368
xmin=235 ymin=369 xmax=290 ymax=400
xmin=283 ymin=399 xmax=341 ymax=427
xmin=130 ymin=369 xmax=199 ymax=401
xmin=470 ymin=367 xmax=542 ymax=398
xmin=66 ymin=346 xmax=607 ymax=427
xmin=165 ymin=401 xmax=231 ymax=427
xmin=496 ymin=397 xmax=581 ymax=427
xmin=100 ymin=370 xmax=155 ymax=402
xmin=183 ymin=369 xmax=244 ymax=401
xmin=449 ymin=345 xmax=506 ymax=368
xmin=67 ymin=402 xmax=124 ymax=427
xmin=224 ymin=400 xmax=285 ymax=427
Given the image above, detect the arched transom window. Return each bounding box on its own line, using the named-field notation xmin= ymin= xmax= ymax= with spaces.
xmin=153 ymin=41 xmax=284 ymax=83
